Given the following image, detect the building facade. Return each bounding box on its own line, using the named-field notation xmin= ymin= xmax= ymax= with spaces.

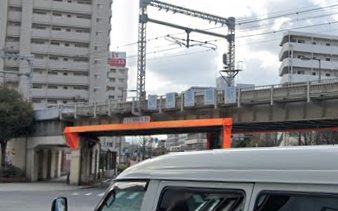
xmin=0 ymin=0 xmax=112 ymax=110
xmin=106 ymin=67 xmax=128 ymax=101
xmin=279 ymin=31 xmax=338 ymax=84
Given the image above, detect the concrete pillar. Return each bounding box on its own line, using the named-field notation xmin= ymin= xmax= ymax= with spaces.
xmin=41 ymin=150 xmax=48 ymax=180
xmin=69 ymin=148 xmax=81 ymax=185
xmin=57 ymin=150 xmax=62 ymax=178
xmin=50 ymin=150 xmax=57 ymax=179
xmin=26 ymin=149 xmax=38 ymax=182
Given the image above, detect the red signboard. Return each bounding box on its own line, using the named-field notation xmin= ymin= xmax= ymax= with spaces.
xmin=109 ymin=52 xmax=126 ymax=67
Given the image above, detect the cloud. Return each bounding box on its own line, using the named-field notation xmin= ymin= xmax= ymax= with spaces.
xmin=111 ymin=0 xmax=336 ymax=94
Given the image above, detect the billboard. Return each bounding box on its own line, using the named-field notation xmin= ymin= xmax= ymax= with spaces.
xmin=108 ymin=52 xmax=126 ymax=67
xmin=165 ymin=93 xmax=176 ymax=109
xmin=225 ymin=87 xmax=237 ymax=104
xmin=184 ymin=91 xmax=195 ymax=107
xmin=148 ymin=95 xmax=158 ymax=110
xmin=204 ymin=89 xmax=215 ymax=105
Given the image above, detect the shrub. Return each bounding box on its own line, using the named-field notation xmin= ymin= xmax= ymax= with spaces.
xmin=0 ymin=164 xmax=25 ymax=178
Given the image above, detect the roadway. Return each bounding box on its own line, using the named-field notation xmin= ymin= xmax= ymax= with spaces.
xmin=0 ymin=184 xmax=109 ymax=211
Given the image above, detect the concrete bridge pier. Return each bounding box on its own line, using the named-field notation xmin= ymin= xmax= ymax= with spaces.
xmin=69 ymin=136 xmax=100 ymax=186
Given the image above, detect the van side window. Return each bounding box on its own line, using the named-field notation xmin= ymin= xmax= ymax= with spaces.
xmin=255 ymin=192 xmax=338 ymax=211
xmin=99 ymin=181 xmax=147 ymax=211
xmin=157 ymin=188 xmax=245 ymax=211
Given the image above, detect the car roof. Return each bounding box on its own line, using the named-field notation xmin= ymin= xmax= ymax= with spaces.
xmin=117 ymin=146 xmax=338 ymax=185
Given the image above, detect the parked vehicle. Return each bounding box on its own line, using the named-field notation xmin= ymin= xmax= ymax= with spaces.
xmin=52 ymin=146 xmax=338 ymax=211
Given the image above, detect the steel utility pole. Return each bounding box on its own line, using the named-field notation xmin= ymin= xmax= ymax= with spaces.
xmin=137 ymin=0 xmax=235 ymax=112
xmin=0 ymin=48 xmax=34 ymax=101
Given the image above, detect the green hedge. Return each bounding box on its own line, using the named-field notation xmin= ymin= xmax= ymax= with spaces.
xmin=0 ymin=164 xmax=25 ymax=178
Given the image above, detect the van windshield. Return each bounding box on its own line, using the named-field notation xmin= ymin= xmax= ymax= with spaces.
xmin=100 ymin=181 xmax=147 ymax=211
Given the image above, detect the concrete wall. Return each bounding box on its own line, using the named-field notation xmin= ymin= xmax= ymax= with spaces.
xmin=7 ymin=138 xmax=27 ymax=170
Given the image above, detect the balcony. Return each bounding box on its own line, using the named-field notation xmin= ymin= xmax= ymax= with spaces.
xmin=32 ymin=15 xmax=91 ymax=28
xmin=31 ymin=29 xmax=91 ymax=42
xmin=32 ymin=89 xmax=88 ymax=99
xmin=279 ymin=42 xmax=338 ymax=61
xmin=32 ymin=75 xmax=89 ymax=85
xmin=279 ymin=58 xmax=338 ymax=76
xmin=280 ymin=74 xmax=335 ymax=85
xmin=31 ymin=44 xmax=90 ymax=56
xmin=5 ymin=42 xmax=19 ymax=51
xmin=34 ymin=0 xmax=92 ymax=14
xmin=34 ymin=58 xmax=89 ymax=71
xmin=8 ymin=11 xmax=21 ymax=22
xmin=8 ymin=0 xmax=22 ymax=7
xmin=7 ymin=26 xmax=21 ymax=37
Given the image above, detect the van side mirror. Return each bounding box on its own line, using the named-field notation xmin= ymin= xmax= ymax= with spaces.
xmin=51 ymin=197 xmax=68 ymax=211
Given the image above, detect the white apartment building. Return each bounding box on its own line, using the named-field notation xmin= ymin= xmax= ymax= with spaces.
xmin=0 ymin=0 xmax=112 ymax=110
xmin=106 ymin=66 xmax=129 ymax=101
xmin=279 ymin=31 xmax=338 ymax=84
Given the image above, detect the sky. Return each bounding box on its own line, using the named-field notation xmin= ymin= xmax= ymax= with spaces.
xmin=110 ymin=0 xmax=338 ymax=97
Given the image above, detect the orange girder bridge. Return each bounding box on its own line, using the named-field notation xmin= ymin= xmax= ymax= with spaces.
xmin=64 ymin=118 xmax=233 ymax=150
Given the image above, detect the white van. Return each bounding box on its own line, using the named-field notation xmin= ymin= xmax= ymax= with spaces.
xmin=51 ymin=146 xmax=338 ymax=211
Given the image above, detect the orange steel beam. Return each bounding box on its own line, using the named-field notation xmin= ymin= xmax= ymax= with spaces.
xmin=64 ymin=118 xmax=233 ymax=150
xmin=232 ymin=127 xmax=338 ymax=135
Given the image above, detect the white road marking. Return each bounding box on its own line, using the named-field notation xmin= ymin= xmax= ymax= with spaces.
xmin=72 ymin=193 xmax=79 ymax=196
xmin=97 ymin=193 xmax=104 ymax=197
xmin=85 ymin=193 xmax=92 ymax=196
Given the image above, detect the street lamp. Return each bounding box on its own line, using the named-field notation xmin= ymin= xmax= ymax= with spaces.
xmin=300 ymin=57 xmax=321 ymax=82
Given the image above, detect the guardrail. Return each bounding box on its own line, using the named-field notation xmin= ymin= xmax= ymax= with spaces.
xmin=34 ymin=78 xmax=338 ymax=121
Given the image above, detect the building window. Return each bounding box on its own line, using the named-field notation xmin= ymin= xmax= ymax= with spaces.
xmin=326 ymin=43 xmax=331 ymax=46
xmin=107 ymin=87 xmax=115 ymax=91
xmin=326 ymin=58 xmax=331 ymax=61
xmin=119 ymin=69 xmax=124 ymax=74
xmin=298 ymin=39 xmax=305 ymax=44
xmin=65 ymin=43 xmax=70 ymax=47
xmin=33 ymin=84 xmax=43 ymax=89
xmin=51 ymin=42 xmax=60 ymax=46
xmin=77 ymin=15 xmax=91 ymax=19
xmin=97 ymin=3 xmax=104 ymax=9
xmin=63 ymin=58 xmax=69 ymax=61
xmin=66 ymin=28 xmax=71 ymax=32
xmin=109 ymin=96 xmax=115 ymax=99
xmin=118 ymin=87 xmax=124 ymax=91
xmin=52 ymin=27 xmax=62 ymax=31
xmin=74 ymin=57 xmax=89 ymax=62
xmin=32 ymin=99 xmax=42 ymax=103
xmin=297 ymin=71 xmax=305 ymax=75
xmin=49 ymin=56 xmax=59 ymax=61
xmin=48 ymin=85 xmax=58 ymax=89
xmin=297 ymin=55 xmax=304 ymax=59
xmin=47 ymin=100 xmax=58 ymax=104
xmin=52 ymin=12 xmax=62 ymax=17
xmin=63 ymin=86 xmax=68 ymax=89
xmin=326 ymin=73 xmax=331 ymax=77
xmin=312 ymin=72 xmax=316 ymax=76
xmin=74 ymin=72 xmax=88 ymax=76
xmin=63 ymin=72 xmax=68 ymax=76
xmin=312 ymin=42 xmax=316 ymax=45
xmin=48 ymin=71 xmax=58 ymax=75
xmin=67 ymin=14 xmax=71 ymax=18
xmin=118 ymin=78 xmax=125 ymax=83
xmin=110 ymin=69 xmax=116 ymax=73
xmin=110 ymin=78 xmax=116 ymax=82
xmin=74 ymin=86 xmax=88 ymax=90
xmin=62 ymin=100 xmax=68 ymax=104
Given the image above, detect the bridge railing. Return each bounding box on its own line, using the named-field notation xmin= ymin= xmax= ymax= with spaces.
xmin=36 ymin=78 xmax=338 ymax=121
